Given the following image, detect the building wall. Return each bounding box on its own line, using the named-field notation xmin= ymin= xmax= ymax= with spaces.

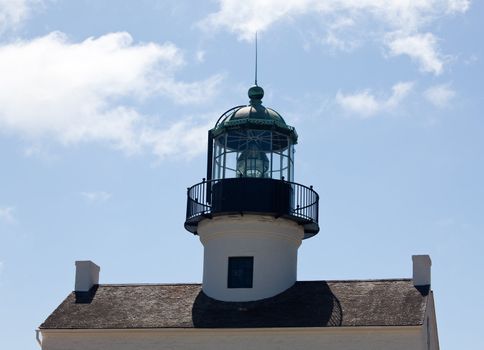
xmin=40 ymin=326 xmax=427 ymax=350
xmin=424 ymin=292 xmax=440 ymax=350
xmin=198 ymin=215 xmax=304 ymax=301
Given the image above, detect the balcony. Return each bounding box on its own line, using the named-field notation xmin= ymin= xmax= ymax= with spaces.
xmin=185 ymin=178 xmax=319 ymax=239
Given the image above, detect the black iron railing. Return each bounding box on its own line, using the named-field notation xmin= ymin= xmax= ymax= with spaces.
xmin=185 ymin=178 xmax=319 ymax=237
xmin=291 ymin=182 xmax=319 ymax=224
xmin=186 ymin=179 xmax=212 ymax=220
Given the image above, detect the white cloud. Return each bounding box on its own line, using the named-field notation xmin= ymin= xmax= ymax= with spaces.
xmin=201 ymin=0 xmax=312 ymax=41
xmin=0 ymin=261 xmax=4 ymax=275
xmin=140 ymin=117 xmax=213 ymax=159
xmin=336 ymin=90 xmax=379 ymax=117
xmin=324 ymin=17 xmax=361 ymax=52
xmin=464 ymin=54 xmax=478 ymax=65
xmin=23 ymin=144 xmax=58 ymax=161
xmin=0 ymin=206 xmax=15 ymax=223
xmin=387 ymin=33 xmax=445 ymax=75
xmin=203 ymin=0 xmax=470 ymax=39
xmin=446 ymin=0 xmax=471 ymax=13
xmin=81 ymin=192 xmax=112 ymax=203
xmin=424 ymin=83 xmax=456 ymax=107
xmin=386 ymin=82 xmax=415 ymax=108
xmin=336 ymin=81 xmax=414 ymax=118
xmin=195 ymin=50 xmax=206 ymax=63
xmin=0 ymin=0 xmax=39 ymax=33
xmin=201 ymin=0 xmax=470 ymax=73
xmin=0 ymin=32 xmax=223 ymax=158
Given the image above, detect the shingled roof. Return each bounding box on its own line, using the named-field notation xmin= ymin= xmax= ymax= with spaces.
xmin=40 ymin=279 xmax=429 ymax=329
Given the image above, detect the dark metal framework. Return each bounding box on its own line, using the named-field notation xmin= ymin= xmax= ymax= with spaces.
xmin=185 ymin=178 xmax=319 ymax=239
xmin=211 ymin=129 xmax=294 ymax=181
xmin=206 ymin=104 xmax=298 ymax=184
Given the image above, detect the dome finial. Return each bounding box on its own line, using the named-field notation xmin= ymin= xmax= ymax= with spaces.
xmin=248 ymin=85 xmax=264 ymax=101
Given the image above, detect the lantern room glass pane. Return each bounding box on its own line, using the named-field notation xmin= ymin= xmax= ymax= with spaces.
xmin=212 ymin=130 xmax=294 ymax=181
xmin=225 ymin=150 xmax=238 ymax=178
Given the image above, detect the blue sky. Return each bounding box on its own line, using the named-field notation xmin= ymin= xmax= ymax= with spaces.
xmin=0 ymin=0 xmax=482 ymax=348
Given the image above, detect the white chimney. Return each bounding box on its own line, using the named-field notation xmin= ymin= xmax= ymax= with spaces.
xmin=75 ymin=261 xmax=100 ymax=292
xmin=412 ymin=255 xmax=431 ymax=286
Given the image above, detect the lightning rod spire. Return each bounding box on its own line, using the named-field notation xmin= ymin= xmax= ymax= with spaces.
xmin=248 ymin=32 xmax=264 ymax=102
xmin=255 ymin=32 xmax=258 ymax=86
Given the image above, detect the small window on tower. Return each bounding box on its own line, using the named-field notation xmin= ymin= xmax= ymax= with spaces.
xmin=227 ymin=257 xmax=254 ymax=288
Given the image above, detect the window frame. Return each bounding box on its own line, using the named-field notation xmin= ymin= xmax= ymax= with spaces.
xmin=227 ymin=256 xmax=254 ymax=289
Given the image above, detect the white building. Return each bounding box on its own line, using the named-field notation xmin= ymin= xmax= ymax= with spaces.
xmin=38 ymin=85 xmax=440 ymax=350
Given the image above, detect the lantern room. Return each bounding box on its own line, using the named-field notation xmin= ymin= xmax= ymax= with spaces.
xmin=208 ymin=85 xmax=297 ymax=182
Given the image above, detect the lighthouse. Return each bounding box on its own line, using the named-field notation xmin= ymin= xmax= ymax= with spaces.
xmin=39 ymin=85 xmax=439 ymax=350
xmin=37 ymin=32 xmax=439 ymax=350
xmin=184 ymin=84 xmax=319 ymax=302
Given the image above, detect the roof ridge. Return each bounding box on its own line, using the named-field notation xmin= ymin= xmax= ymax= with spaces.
xmin=94 ymin=279 xmax=413 ymax=288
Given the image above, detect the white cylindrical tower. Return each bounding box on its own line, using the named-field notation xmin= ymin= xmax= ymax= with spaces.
xmin=199 ymin=215 xmax=303 ymax=301
xmin=185 ymin=85 xmax=319 ymax=302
